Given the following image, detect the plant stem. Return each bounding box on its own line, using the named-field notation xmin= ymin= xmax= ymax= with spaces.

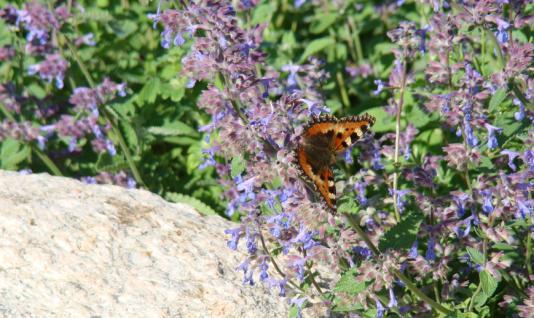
xmin=391 ymin=268 xmax=452 ymax=315
xmin=336 ymin=71 xmax=350 ymax=108
xmin=348 ymin=17 xmax=364 ymax=63
xmin=64 ymin=36 xmax=146 ymax=187
xmin=32 ymin=146 xmax=63 ymax=176
xmin=392 ymin=60 xmax=407 ymax=223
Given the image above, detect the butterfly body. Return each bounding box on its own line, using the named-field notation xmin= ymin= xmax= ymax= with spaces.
xmin=296 ymin=114 xmax=376 ymax=211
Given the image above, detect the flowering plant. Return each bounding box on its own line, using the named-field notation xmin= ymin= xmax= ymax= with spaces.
xmin=148 ymin=0 xmax=532 ymax=317
xmin=0 ymin=1 xmax=221 ymax=213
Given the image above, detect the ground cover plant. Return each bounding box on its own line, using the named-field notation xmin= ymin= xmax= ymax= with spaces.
xmin=0 ymin=0 xmax=532 ymax=317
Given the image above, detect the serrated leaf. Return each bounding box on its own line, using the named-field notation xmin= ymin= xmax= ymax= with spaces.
xmin=300 ymin=37 xmax=335 ymax=62
xmin=230 ymin=155 xmax=246 ymax=178
xmin=165 ymin=192 xmax=217 ymax=216
xmin=466 ymin=247 xmax=485 ymax=265
xmin=119 ymin=120 xmax=138 ymax=151
xmin=147 ymin=120 xmax=197 ymax=137
xmin=489 ymin=88 xmax=507 ymax=111
xmin=480 ymin=270 xmax=498 ymax=297
xmin=379 ymin=209 xmax=422 ymax=251
xmin=137 ymin=77 xmax=161 ymax=104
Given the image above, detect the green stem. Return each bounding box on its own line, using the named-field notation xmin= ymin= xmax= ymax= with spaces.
xmin=392 ymin=269 xmax=452 ymax=315
xmin=392 ymin=59 xmax=407 ymax=223
xmin=32 ymin=146 xmax=63 ymax=176
xmin=64 ymin=36 xmax=146 ymax=187
xmin=336 ymin=71 xmax=350 ymax=108
xmin=348 ymin=17 xmax=364 ymax=63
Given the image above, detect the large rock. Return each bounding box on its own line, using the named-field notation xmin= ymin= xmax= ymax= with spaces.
xmin=0 ymin=171 xmax=289 ymax=317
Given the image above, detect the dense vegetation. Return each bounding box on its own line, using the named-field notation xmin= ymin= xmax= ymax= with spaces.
xmin=0 ymin=0 xmax=532 ymax=317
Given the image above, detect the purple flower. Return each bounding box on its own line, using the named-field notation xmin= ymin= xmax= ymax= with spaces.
xmin=451 ymin=191 xmax=470 ymax=217
xmin=484 ymin=123 xmax=502 ymax=150
xmin=408 ymin=240 xmax=418 ymax=258
xmin=294 ymin=0 xmax=307 ymax=8
xmin=515 ymin=200 xmax=531 ymax=219
xmin=513 ymin=98 xmax=525 ymax=121
xmin=237 ymin=260 xmax=254 ymax=286
xmin=425 ymin=237 xmax=436 ymax=261
xmin=388 ymin=288 xmax=398 ymax=308
xmin=481 ymin=189 xmax=494 ymax=215
xmin=373 ymin=79 xmax=385 ymax=95
xmin=225 ymin=227 xmax=243 ymax=250
xmin=392 ymin=189 xmax=410 ymax=213
xmin=352 ymin=246 xmax=372 ymax=259
xmin=259 ymin=258 xmax=269 ymax=281
xmin=464 ymin=120 xmax=478 ymax=147
xmin=355 ymin=181 xmax=368 ymax=206
xmin=501 ymin=150 xmax=520 ymax=170
xmin=376 ymin=298 xmax=385 ymax=318
xmin=28 ymin=53 xmax=68 ymax=89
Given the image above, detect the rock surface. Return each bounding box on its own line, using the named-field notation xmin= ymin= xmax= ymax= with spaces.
xmin=0 ymin=171 xmax=289 ymax=318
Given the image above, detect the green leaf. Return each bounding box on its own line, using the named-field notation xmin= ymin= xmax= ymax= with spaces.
xmin=165 ymin=192 xmax=217 ymax=216
xmin=466 ymin=247 xmax=485 ymax=265
xmin=379 ymin=209 xmax=422 ymax=251
xmin=137 ymin=77 xmax=161 ymax=104
xmin=147 ymin=120 xmax=197 ymax=137
xmin=363 ymin=106 xmax=396 ymax=133
xmin=0 ymin=138 xmax=30 ymax=170
xmin=300 ymin=37 xmax=335 ymax=62
xmin=489 ymin=88 xmax=507 ymax=111
xmin=310 ymin=13 xmax=338 ymax=34
xmin=251 ymin=3 xmax=277 ymax=25
xmin=230 ymin=155 xmax=246 ymax=178
xmin=334 ymin=269 xmax=367 ymax=295
xmin=480 ymin=270 xmax=498 ymax=297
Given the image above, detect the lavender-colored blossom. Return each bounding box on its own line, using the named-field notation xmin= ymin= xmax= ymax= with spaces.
xmin=259 ymin=258 xmax=269 ymax=281
xmin=75 ymin=33 xmax=96 ymax=47
xmin=481 ymin=189 xmax=494 ymax=215
xmin=500 ymin=150 xmax=520 ymax=171
xmin=375 ymin=298 xmax=385 ymax=318
xmin=388 ymin=288 xmax=398 ymax=308
xmin=355 ymin=180 xmax=368 ymax=206
xmin=225 ymin=227 xmax=243 ymax=250
xmin=373 ymin=79 xmax=385 ymax=95
xmin=28 ymin=53 xmax=68 ymax=89
xmin=484 ymin=123 xmax=502 ymax=150
xmin=408 ymin=240 xmax=418 ymax=258
xmin=451 ymin=191 xmax=470 ymax=217
xmin=513 ymin=98 xmax=525 ymax=121
xmin=425 ymin=237 xmax=436 ymax=261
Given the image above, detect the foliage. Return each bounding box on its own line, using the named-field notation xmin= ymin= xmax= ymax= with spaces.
xmin=0 ymin=0 xmax=533 ymax=317
xmin=0 ymin=0 xmax=223 ymax=212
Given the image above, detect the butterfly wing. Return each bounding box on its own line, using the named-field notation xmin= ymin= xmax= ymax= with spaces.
xmin=332 ymin=114 xmax=376 ymax=152
xmin=297 ymin=146 xmax=336 ymax=210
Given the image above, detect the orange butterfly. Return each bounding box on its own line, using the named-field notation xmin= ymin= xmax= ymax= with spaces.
xmin=296 ymin=114 xmax=376 ymax=211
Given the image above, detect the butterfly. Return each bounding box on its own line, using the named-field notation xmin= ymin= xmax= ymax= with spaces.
xmin=296 ymin=113 xmax=376 ymax=211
